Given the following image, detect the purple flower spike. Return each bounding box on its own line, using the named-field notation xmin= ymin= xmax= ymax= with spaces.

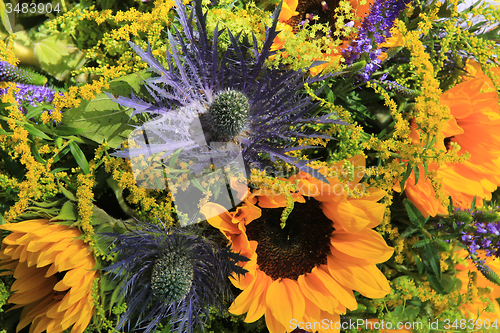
xmin=342 ymin=0 xmax=411 ymax=82
xmin=0 ymin=83 xmax=58 ymax=113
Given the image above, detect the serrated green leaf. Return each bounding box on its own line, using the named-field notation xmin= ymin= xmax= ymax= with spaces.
xmin=423 ymin=244 xmax=441 ymax=280
xmin=413 ymin=165 xmax=419 ymax=185
xmin=69 ymin=142 xmax=90 ymax=174
xmin=426 ymin=272 xmax=445 ymax=294
xmin=33 ymin=34 xmax=85 ymax=81
xmin=403 ymin=199 xmax=426 ymax=228
xmin=50 ymin=201 xmax=77 ymax=221
xmin=109 ymin=70 xmax=151 ymax=95
xmin=62 ymin=93 xmax=134 ymax=148
xmin=0 ymin=0 xmax=12 ymax=33
xmin=471 ymin=196 xmax=477 ymax=210
xmin=412 ymin=239 xmax=432 ymax=248
xmin=400 ymin=226 xmax=419 ymax=239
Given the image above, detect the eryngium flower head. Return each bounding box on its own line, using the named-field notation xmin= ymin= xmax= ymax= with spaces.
xmin=104 ymin=223 xmax=248 ymax=333
xmin=110 ymin=0 xmax=343 ymax=182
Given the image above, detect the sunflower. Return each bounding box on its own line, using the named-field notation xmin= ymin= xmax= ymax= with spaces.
xmin=398 ymin=65 xmax=500 ymax=217
xmin=0 ymin=219 xmax=97 ymax=333
xmin=201 ymin=155 xmax=394 ymax=333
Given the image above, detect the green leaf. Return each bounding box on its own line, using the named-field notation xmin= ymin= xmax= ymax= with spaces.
xmin=50 ymin=201 xmax=78 ymax=222
xmin=109 ymin=71 xmax=151 ymax=95
xmin=448 ymin=196 xmax=454 ymax=215
xmin=53 ymin=126 xmax=86 ymax=136
xmin=31 ymin=142 xmax=45 ymax=163
xmin=400 ymin=226 xmax=419 ymax=239
xmin=414 ymin=253 xmax=424 ymax=274
xmin=0 ymin=0 xmax=12 ymax=33
xmin=69 ymin=142 xmax=90 ymax=174
xmin=24 ymin=123 xmax=52 ymax=140
xmin=399 ymin=163 xmax=412 ymax=192
xmin=426 ymin=272 xmax=445 ymax=294
xmin=471 ymin=196 xmax=477 ymax=210
xmin=403 ymin=199 xmax=426 ymax=228
xmin=423 ymin=243 xmax=441 ymax=280
xmin=25 ymin=104 xmax=47 ymax=120
xmin=57 ymin=180 xmax=77 ymax=201
xmin=190 ymin=176 xmax=207 ymax=193
xmin=62 ymin=93 xmax=134 ymax=148
xmin=413 ymin=165 xmax=419 ymax=185
xmin=168 ymin=148 xmax=183 ymax=168
xmin=412 ymin=239 xmax=432 ymax=248
xmin=33 ymin=34 xmax=85 ymax=81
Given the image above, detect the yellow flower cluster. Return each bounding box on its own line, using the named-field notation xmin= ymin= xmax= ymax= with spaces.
xmin=103 ymin=155 xmax=176 ymax=225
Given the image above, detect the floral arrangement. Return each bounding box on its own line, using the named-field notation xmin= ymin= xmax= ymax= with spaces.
xmin=1 ymin=0 xmax=500 ymax=332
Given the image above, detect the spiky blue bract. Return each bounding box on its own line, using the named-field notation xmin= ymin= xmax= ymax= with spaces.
xmin=110 ymin=0 xmax=344 ymax=182
xmin=104 ymin=223 xmax=248 ymax=333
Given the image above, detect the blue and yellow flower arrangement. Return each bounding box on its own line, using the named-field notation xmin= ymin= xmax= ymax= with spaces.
xmin=1 ymin=0 xmax=500 ymax=332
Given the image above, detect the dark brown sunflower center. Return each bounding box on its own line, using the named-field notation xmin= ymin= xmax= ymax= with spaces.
xmin=444 ymin=136 xmax=454 ymax=151
xmin=245 ymin=198 xmax=334 ymax=280
xmin=286 ymin=0 xmax=340 ymax=34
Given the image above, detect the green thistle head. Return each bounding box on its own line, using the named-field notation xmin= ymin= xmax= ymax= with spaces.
xmin=151 ymin=250 xmax=194 ymax=304
xmin=207 ymin=89 xmax=250 ymax=142
xmin=0 ymin=61 xmax=47 ymax=85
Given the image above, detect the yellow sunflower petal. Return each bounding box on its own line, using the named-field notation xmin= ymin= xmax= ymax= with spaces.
xmin=0 ymin=219 xmax=47 ymax=233
xmin=298 ymin=267 xmax=339 ymax=313
xmin=31 ymin=315 xmax=54 ymax=333
xmin=265 ymin=306 xmax=287 ymax=333
xmin=266 ymin=279 xmax=293 ymax=327
xmin=68 ymin=297 xmax=94 ymax=333
xmin=327 ymin=256 xmax=391 ymax=299
xmin=282 ymin=278 xmax=306 ymax=323
xmin=244 ymin=273 xmax=271 ymax=323
xmin=321 ymin=199 xmax=371 ymax=233
xmin=314 ymin=266 xmax=357 ymax=311
xmin=230 ymin=271 xmax=268 ymax=315
xmin=318 ymin=310 xmax=341 ymax=333
xmin=330 ymin=229 xmax=394 ymax=264
xmin=2 ymin=232 xmax=23 ymax=246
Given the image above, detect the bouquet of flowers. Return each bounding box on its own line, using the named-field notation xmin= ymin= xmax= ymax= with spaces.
xmin=1 ymin=0 xmax=500 ymax=332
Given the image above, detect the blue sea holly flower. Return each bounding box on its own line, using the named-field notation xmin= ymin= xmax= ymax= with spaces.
xmin=110 ymin=0 xmax=343 ymax=191
xmin=104 ymin=223 xmax=248 ymax=333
